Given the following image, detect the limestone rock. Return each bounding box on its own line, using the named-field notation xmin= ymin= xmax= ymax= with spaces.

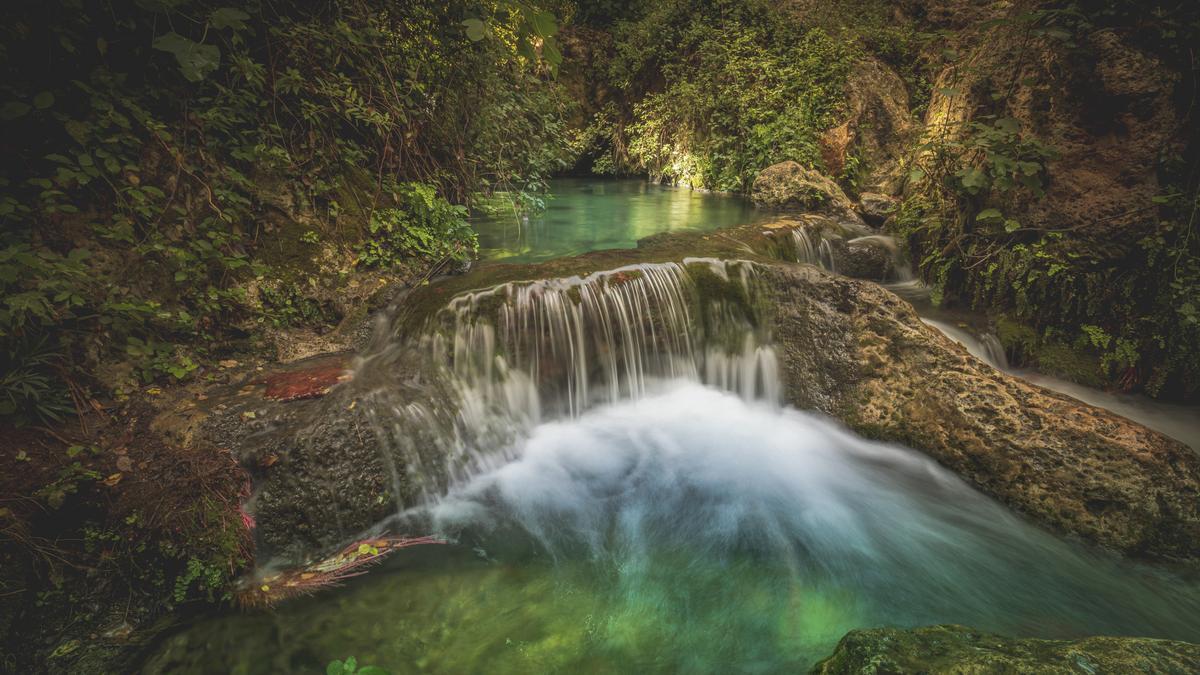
xmin=812 ymin=624 xmax=1200 ymax=673
xmin=821 ymin=58 xmax=917 ymax=193
xmin=763 ymin=264 xmax=1200 ymax=562
xmin=751 ymin=161 xmax=862 ymax=224
xmin=835 ymin=238 xmax=895 ymax=281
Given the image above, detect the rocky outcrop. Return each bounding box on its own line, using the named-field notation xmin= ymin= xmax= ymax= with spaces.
xmin=209 ymin=240 xmax=1200 ymax=566
xmin=751 ymin=161 xmax=863 ymax=224
xmin=762 ymin=264 xmax=1200 ymax=562
xmin=812 ymin=624 xmax=1200 ymax=673
xmin=821 ymin=57 xmax=917 ymax=193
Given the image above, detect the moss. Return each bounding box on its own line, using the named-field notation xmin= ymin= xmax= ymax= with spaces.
xmin=1035 ymin=343 xmax=1105 ymax=388
xmin=686 ymin=263 xmax=753 ymax=315
xmin=995 ymin=316 xmax=1039 ymax=354
xmin=996 ymin=316 xmax=1103 ymax=387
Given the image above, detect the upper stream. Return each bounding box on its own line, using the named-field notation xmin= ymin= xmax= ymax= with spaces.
xmin=471 ymin=178 xmax=765 ymax=263
xmin=143 ymin=181 xmax=1200 ymax=674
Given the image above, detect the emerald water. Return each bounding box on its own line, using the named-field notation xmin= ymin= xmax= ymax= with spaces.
xmin=144 ymin=384 xmax=1200 ymax=674
xmin=471 ymin=178 xmax=764 ymax=263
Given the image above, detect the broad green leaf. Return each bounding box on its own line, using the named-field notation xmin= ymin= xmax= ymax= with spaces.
xmin=995 ymin=117 xmax=1021 ymax=134
xmin=1004 ymin=219 xmax=1021 ymax=232
xmin=542 ymin=36 xmax=563 ymax=68
xmin=0 ymin=101 xmax=31 ymax=120
xmin=152 ymin=32 xmax=221 ymax=82
xmin=462 ymin=18 xmax=485 ymax=42
xmin=976 ymin=208 xmax=1003 ymax=222
xmin=958 ymin=167 xmax=987 ymax=192
xmin=210 ymin=8 xmax=250 ymax=31
xmin=530 ymin=11 xmax=557 ymax=37
xmin=33 ymin=91 xmax=55 ymax=109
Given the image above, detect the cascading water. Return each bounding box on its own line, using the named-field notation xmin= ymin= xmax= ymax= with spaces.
xmin=358 ymin=260 xmax=781 ymax=508
xmin=136 ymin=180 xmax=1200 ymax=675
xmin=424 ymin=259 xmax=779 ymax=421
xmin=791 ymin=227 xmax=838 ymax=273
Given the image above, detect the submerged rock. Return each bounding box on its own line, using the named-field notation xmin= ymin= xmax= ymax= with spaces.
xmin=751 ymin=161 xmax=862 ymax=224
xmin=812 ymin=624 xmax=1200 ymax=673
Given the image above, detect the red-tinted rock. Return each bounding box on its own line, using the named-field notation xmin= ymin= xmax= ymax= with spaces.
xmin=260 ymin=356 xmax=353 ymax=401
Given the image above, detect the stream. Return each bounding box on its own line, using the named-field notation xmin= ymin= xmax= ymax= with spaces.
xmin=142 ymin=180 xmax=1200 ymax=674
xmin=472 ymin=178 xmax=766 ymax=263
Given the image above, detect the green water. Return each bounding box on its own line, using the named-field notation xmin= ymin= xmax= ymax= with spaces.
xmin=472 ymin=178 xmax=764 ymax=263
xmin=143 ymin=386 xmax=1200 ymax=674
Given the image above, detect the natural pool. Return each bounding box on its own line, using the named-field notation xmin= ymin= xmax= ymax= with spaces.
xmin=471 ymin=178 xmax=764 ymax=263
xmin=144 ymin=385 xmax=1200 ymax=674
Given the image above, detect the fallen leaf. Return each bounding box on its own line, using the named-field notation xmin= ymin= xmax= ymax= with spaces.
xmin=103 ymin=473 xmax=123 ymax=486
xmin=116 ymin=456 xmax=133 ymax=472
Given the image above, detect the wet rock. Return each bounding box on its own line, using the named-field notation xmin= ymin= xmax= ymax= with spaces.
xmin=856 ymin=192 xmax=897 ymax=227
xmin=751 ymin=161 xmax=862 ymax=224
xmin=255 ymin=354 xmax=353 ymax=401
xmin=833 ymin=238 xmax=895 ymax=281
xmin=762 ymin=264 xmax=1200 ymax=562
xmin=812 ymin=624 xmax=1200 ymax=673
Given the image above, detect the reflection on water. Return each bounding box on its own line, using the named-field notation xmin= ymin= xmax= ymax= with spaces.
xmin=473 ymin=178 xmax=764 ymax=263
xmin=143 ymin=384 xmax=1200 ymax=675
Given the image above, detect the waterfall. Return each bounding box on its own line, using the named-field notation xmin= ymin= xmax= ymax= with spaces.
xmin=792 ymin=227 xmax=837 ymax=273
xmin=426 ymin=260 xmax=780 ymax=423
xmin=358 ymin=260 xmax=783 ymax=509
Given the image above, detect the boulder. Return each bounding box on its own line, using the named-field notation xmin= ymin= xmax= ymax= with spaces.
xmin=197 ymin=235 xmax=1200 ymax=566
xmin=751 ymin=161 xmax=862 ymax=224
xmin=856 ymin=192 xmax=897 ymax=227
xmin=763 ymin=264 xmax=1200 ymax=562
xmin=813 ymin=624 xmax=1200 ymax=673
xmin=834 ymin=237 xmax=896 ymax=281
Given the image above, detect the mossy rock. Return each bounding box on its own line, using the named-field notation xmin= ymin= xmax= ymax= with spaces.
xmin=813 ymin=624 xmax=1200 ymax=673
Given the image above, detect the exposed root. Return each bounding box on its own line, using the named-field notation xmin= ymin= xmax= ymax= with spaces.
xmin=234 ymin=535 xmax=446 ymax=608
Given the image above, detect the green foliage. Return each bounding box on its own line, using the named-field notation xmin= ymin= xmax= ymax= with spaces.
xmin=172 ymin=556 xmax=228 ymax=603
xmin=0 ymin=0 xmax=569 ymax=424
xmin=894 ymin=3 xmax=1200 ymax=398
xmin=356 ymin=183 xmax=477 ymax=268
xmin=901 ymin=129 xmax=1198 ymax=398
xmin=327 ymin=657 xmax=390 ymax=675
xmin=1 ymin=336 xmax=73 ymax=424
xmin=593 ymin=1 xmax=857 ymax=191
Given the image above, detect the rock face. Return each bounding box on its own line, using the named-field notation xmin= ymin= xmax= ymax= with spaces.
xmin=821 ymin=58 xmax=917 ymax=193
xmin=812 ymin=624 xmax=1200 ymax=673
xmin=751 ymin=161 xmax=863 ymax=224
xmin=761 ymin=264 xmax=1200 ymax=562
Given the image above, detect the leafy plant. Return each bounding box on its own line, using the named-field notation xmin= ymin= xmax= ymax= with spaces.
xmin=356 ymin=183 xmax=477 ymax=268
xmin=327 ymin=657 xmax=390 ymax=675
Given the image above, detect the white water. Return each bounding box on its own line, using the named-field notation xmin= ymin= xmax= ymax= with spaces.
xmin=419 ymin=383 xmax=1200 ymax=646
